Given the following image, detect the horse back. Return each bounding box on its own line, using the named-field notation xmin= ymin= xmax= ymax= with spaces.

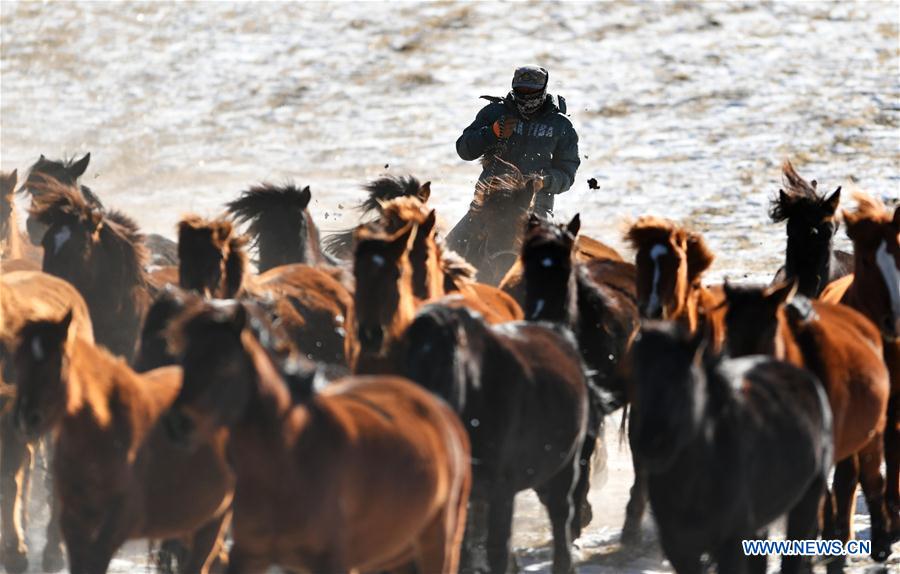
xmin=455 ymin=283 xmax=523 ymax=323
xmin=1 ymin=270 xmax=94 ymax=343
xmin=576 ymin=234 xmax=622 ymax=262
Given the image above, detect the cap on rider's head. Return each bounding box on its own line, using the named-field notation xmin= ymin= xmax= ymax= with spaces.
xmin=512 ymin=66 xmax=548 ymax=91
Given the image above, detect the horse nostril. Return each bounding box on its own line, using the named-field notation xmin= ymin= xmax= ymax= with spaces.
xmin=358 ymin=325 xmax=384 ymax=352
xmin=165 ymin=410 xmax=194 ymax=444
xmin=23 ymin=411 xmax=42 ymax=433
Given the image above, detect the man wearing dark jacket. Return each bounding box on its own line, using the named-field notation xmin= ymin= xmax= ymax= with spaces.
xmin=456 ymin=65 xmax=580 ymax=217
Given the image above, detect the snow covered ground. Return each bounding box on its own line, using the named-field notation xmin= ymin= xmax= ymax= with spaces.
xmin=1 ymin=1 xmax=898 ymax=572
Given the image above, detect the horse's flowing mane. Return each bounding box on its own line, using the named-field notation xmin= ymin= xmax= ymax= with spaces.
xmin=360 ymin=176 xmax=428 ymax=215
xmin=769 ymin=160 xmax=836 ymax=223
xmin=845 ymin=191 xmax=891 ymax=224
xmin=471 ymin=169 xmax=534 ymax=211
xmin=226 ymin=183 xmax=311 ymax=238
xmin=624 ymin=216 xmax=715 ymax=281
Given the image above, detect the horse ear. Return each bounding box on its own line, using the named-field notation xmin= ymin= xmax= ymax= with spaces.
xmin=70 ymin=153 xmax=91 ymax=178
xmin=9 ymin=170 xmax=17 ymax=187
xmin=417 ymin=182 xmax=432 ymax=203
xmin=778 ymin=189 xmax=790 ymax=205
xmin=765 ymin=279 xmax=797 ymax=307
xmin=892 ymin=206 xmax=900 ymax=231
xmin=89 ymin=209 xmax=103 ymax=233
xmin=567 ymin=214 xmax=581 ymax=238
xmin=722 ymin=278 xmax=735 ymax=300
xmin=526 ymin=212 xmax=542 ymax=231
xmin=299 ymin=186 xmax=312 ymax=208
xmin=824 ymin=186 xmax=841 ymax=215
xmin=231 ymin=303 xmax=248 ymax=334
xmin=59 ymin=309 xmax=74 ymax=334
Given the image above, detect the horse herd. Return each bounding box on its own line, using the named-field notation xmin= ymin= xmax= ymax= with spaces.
xmin=0 ymin=153 xmax=897 ymax=574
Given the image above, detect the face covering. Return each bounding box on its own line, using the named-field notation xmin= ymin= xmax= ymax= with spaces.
xmin=511 ymin=65 xmax=549 ymax=118
xmin=514 ymin=89 xmax=546 ymax=117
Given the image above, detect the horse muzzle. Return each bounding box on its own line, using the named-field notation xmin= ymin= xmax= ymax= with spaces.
xmin=164 ymin=408 xmax=197 ymax=449
xmin=14 ymin=402 xmax=44 ymax=439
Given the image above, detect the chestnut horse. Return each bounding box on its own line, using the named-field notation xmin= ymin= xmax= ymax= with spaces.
xmin=631 ymin=322 xmax=832 ymax=574
xmin=1 ymin=170 xmax=41 ymax=267
xmin=164 ymin=300 xmax=471 ymax=573
xmin=177 ymin=214 xmax=354 ymax=366
xmin=226 ymin=182 xmax=334 ymax=272
xmin=351 ymin=222 xmax=519 ymax=374
xmin=820 ymin=192 xmax=900 ymax=541
xmin=377 ymin=196 xmax=522 ymax=319
xmin=12 ymin=312 xmax=233 ymax=574
xmin=28 ymin=176 xmax=151 ymax=362
xmin=624 ymin=217 xmax=726 ymax=350
xmin=0 ymin=270 xmax=93 ymax=573
xmin=322 ymin=175 xmax=432 ymax=260
xmin=516 ymin=214 xmax=639 ymax=533
xmin=445 ymin=172 xmax=539 ymax=285
xmin=770 ymin=160 xmax=852 ymax=297
xmin=724 ymin=281 xmax=893 ymax=563
xmin=399 ymin=303 xmax=589 ymax=574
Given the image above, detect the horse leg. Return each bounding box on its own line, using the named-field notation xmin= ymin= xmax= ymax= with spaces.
xmin=658 ymin=540 xmax=702 ymax=574
xmin=714 ymin=536 xmax=755 ymax=574
xmin=460 ymin=496 xmax=488 ymax=574
xmin=829 ymin=455 xmax=858 ymax=543
xmin=485 ymin=491 xmax=515 ymax=574
xmin=0 ymin=413 xmax=32 ymax=574
xmin=225 ymin=545 xmax=272 ymax=574
xmin=571 ymin=436 xmax=595 ymax=539
xmin=41 ymin=440 xmax=65 ymax=573
xmin=884 ymin=394 xmax=900 ymax=540
xmin=181 ymin=511 xmax=232 ymax=574
xmin=535 ymin=452 xmax=580 ymax=574
xmin=782 ymin=475 xmax=825 ymax=574
xmin=621 ymin=455 xmax=646 ymax=546
xmin=856 ymin=433 xmax=892 ymax=562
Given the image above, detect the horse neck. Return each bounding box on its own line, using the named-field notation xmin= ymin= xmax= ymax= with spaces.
xmin=785 ymin=234 xmax=831 ymax=297
xmin=1 ymin=204 xmax=23 ymax=260
xmin=239 ymin=333 xmax=293 ymax=428
xmin=774 ymin=308 xmax=805 ymax=365
xmin=412 ymin=241 xmax=446 ymax=302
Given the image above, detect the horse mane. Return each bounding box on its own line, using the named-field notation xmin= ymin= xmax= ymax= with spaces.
xmin=29 ymin=175 xmax=149 ymax=285
xmin=178 ymin=215 xmax=249 ymax=296
xmin=438 ymin=247 xmax=477 ymax=289
xmin=624 ymin=216 xmax=685 ymax=250
xmin=380 ymin=197 xmax=430 ymax=229
xmin=471 ymin=170 xmax=534 ymax=211
xmin=844 ymin=191 xmax=891 ymax=225
xmin=769 ymin=160 xmax=833 ymax=223
xmin=360 ymin=176 xmax=428 ymax=214
xmin=226 ymin=183 xmax=311 ymax=241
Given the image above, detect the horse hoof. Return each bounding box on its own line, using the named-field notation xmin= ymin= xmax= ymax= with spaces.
xmin=42 ymin=545 xmax=66 ymax=573
xmin=1 ymin=546 xmax=28 ymax=574
xmin=620 ymin=524 xmax=641 ymax=547
xmin=824 ymin=555 xmax=845 ymax=574
xmin=579 ymin=499 xmax=593 ymax=529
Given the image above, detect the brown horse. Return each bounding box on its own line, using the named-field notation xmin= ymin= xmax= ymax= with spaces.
xmin=0 ymin=270 xmax=94 ymax=573
xmin=624 ymin=216 xmax=726 ymax=350
xmin=28 ymin=175 xmax=151 ymax=362
xmin=820 ymin=192 xmax=900 ymax=541
xmin=724 ymin=281 xmax=893 ymax=564
xmin=445 ymin=172 xmax=539 ymax=285
xmin=770 ymin=160 xmax=853 ymax=297
xmin=177 ymin=214 xmax=354 ymax=366
xmin=378 ymin=196 xmax=523 ymax=320
xmin=351 ymin=221 xmax=520 ymax=374
xmin=11 ymin=312 xmax=233 ymax=574
xmin=226 ymin=182 xmax=335 ymax=272
xmin=322 ymin=175 xmax=432 ymax=260
xmin=163 ymin=299 xmax=471 ymax=573
xmin=1 ymin=170 xmax=41 ymax=266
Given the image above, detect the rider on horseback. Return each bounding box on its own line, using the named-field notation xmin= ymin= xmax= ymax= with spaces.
xmin=456 ymin=65 xmax=581 ymax=218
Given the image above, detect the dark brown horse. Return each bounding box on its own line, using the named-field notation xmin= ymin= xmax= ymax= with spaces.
xmin=725 ymin=281 xmax=893 ymax=563
xmin=517 ymin=214 xmax=639 ymax=533
xmin=0 ymin=270 xmax=94 ymax=573
xmin=164 ymin=299 xmax=470 ymax=573
xmin=322 ymin=175 xmax=432 ymax=260
xmin=630 ymin=322 xmax=832 ymax=574
xmin=1 ymin=170 xmax=41 ymax=266
xmin=11 ymin=311 xmax=233 ymax=574
xmin=399 ymin=303 xmax=589 ymax=574
xmin=770 ymin=160 xmax=852 ymax=297
xmin=821 ymin=192 xmax=900 ymax=541
xmin=226 ymin=182 xmax=335 ymax=272
xmin=177 ymin=214 xmax=354 ymax=366
xmin=624 ymin=217 xmax=726 ymax=350
xmin=28 ymin=176 xmax=150 ymax=362
xmin=445 ymin=172 xmax=539 ymax=285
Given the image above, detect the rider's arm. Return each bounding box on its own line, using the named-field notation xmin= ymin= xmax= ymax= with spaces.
xmin=456 ymin=106 xmax=499 ymax=161
xmin=542 ymin=125 xmax=580 ymax=194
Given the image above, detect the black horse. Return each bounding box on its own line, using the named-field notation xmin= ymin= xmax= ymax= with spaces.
xmin=770 ymin=160 xmax=852 ymax=297
xmin=400 ymin=303 xmax=588 ymax=574
xmin=630 ymin=322 xmax=833 ymax=574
